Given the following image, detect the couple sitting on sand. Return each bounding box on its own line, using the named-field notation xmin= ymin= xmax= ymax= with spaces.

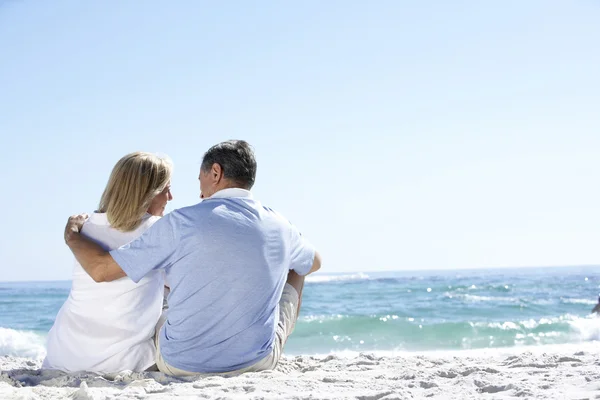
xmin=42 ymin=140 xmax=321 ymax=376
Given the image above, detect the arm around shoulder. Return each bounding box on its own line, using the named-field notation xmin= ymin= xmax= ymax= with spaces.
xmin=67 ymin=232 xmax=125 ymax=282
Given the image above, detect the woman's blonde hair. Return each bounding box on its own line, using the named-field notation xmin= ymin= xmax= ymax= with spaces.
xmin=98 ymin=152 xmax=173 ymax=232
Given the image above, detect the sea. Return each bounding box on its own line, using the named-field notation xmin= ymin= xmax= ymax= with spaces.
xmin=1 ymin=266 xmax=599 ymax=360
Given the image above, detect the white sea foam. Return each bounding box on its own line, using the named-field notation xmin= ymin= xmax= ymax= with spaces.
xmin=306 ymin=273 xmax=370 ymax=283
xmin=291 ymin=340 xmax=600 ymax=359
xmin=451 ymin=293 xmax=520 ymax=303
xmin=301 ymin=314 xmax=348 ymax=323
xmin=561 ymin=298 xmax=597 ymax=305
xmin=471 ymin=314 xmax=593 ymax=331
xmin=568 ymin=316 xmax=600 ymax=341
xmin=0 ymin=327 xmax=46 ymax=360
xmin=477 ymin=321 xmax=521 ymax=330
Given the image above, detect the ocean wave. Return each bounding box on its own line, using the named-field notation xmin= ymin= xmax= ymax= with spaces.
xmin=306 ymin=273 xmax=370 ymax=284
xmin=0 ymin=327 xmax=47 ymax=360
xmin=446 ymin=293 xmax=520 ymax=303
xmin=470 ymin=315 xmax=577 ymax=331
xmin=464 ymin=294 xmax=519 ymax=303
xmin=301 ymin=314 xmax=349 ymax=323
xmin=289 ymin=341 xmax=600 ymax=358
xmin=569 ymin=316 xmax=600 ymax=341
xmin=561 ymin=298 xmax=597 ymax=306
xmin=444 ymin=295 xmax=599 ymax=307
xmin=290 ymin=314 xmax=600 ymax=353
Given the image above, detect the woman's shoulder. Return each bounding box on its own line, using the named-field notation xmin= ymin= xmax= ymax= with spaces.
xmin=83 ymin=213 xmax=157 ymax=246
xmin=80 ymin=212 xmax=109 ymax=237
xmin=85 ymin=212 xmax=109 ymax=226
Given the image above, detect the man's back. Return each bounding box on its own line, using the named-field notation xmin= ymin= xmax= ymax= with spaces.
xmin=111 ymin=190 xmax=315 ymax=373
xmin=162 ymin=196 xmax=293 ymax=372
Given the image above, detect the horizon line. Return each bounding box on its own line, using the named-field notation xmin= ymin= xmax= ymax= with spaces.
xmin=2 ymin=263 xmax=598 ymax=284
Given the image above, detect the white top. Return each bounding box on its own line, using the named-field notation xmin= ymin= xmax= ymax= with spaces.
xmin=43 ymin=213 xmax=164 ymax=373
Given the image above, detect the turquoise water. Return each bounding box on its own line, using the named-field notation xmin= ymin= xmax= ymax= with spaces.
xmin=1 ymin=266 xmax=599 ymax=359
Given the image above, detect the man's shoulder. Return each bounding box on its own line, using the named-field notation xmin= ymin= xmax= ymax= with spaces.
xmin=171 ymin=200 xmax=291 ymax=228
xmin=165 ymin=202 xmax=221 ymax=224
xmin=261 ymin=205 xmax=291 ymax=225
xmin=171 ymin=202 xmax=211 ymax=215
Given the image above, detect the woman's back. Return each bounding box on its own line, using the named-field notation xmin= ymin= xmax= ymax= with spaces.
xmin=43 ymin=212 xmax=164 ymax=373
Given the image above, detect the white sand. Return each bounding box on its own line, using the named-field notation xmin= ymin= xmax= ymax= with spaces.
xmin=1 ymin=343 xmax=599 ymax=399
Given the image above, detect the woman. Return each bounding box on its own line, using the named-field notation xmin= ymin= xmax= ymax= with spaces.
xmin=43 ymin=152 xmax=173 ymax=373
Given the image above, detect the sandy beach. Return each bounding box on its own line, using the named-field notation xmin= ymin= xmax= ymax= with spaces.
xmin=1 ymin=342 xmax=599 ymax=400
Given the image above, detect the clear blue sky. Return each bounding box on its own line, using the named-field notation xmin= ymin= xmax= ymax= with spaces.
xmin=1 ymin=0 xmax=598 ymax=281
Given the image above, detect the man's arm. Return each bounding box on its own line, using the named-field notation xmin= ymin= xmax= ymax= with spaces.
xmin=64 ymin=214 xmax=125 ymax=283
xmin=287 ymin=219 xmax=321 ymax=276
xmin=306 ymin=251 xmax=321 ymax=275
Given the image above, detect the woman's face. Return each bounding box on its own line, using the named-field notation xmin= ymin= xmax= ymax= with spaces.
xmin=147 ymin=183 xmax=173 ymax=216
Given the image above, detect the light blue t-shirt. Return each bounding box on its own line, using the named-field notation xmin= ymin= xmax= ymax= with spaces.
xmin=109 ymin=188 xmax=315 ymax=373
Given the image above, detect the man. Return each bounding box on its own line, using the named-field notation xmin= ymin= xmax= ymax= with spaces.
xmin=64 ymin=140 xmax=321 ymax=375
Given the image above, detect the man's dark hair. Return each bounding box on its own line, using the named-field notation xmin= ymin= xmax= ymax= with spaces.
xmin=201 ymin=140 xmax=257 ymax=189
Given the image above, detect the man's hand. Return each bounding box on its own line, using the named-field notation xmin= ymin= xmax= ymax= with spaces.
xmin=65 ymin=214 xmax=88 ymax=244
xmin=63 ymin=213 xmax=125 ymax=282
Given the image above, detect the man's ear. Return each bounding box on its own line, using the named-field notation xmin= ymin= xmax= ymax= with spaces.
xmin=211 ymin=163 xmax=224 ymax=183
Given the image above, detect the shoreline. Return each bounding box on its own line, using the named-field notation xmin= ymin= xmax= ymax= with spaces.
xmin=2 ymin=341 xmax=599 ymax=399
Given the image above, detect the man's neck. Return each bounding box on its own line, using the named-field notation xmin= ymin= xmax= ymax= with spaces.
xmin=216 ymin=179 xmax=248 ymax=192
xmin=210 ymin=186 xmax=253 ymax=199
